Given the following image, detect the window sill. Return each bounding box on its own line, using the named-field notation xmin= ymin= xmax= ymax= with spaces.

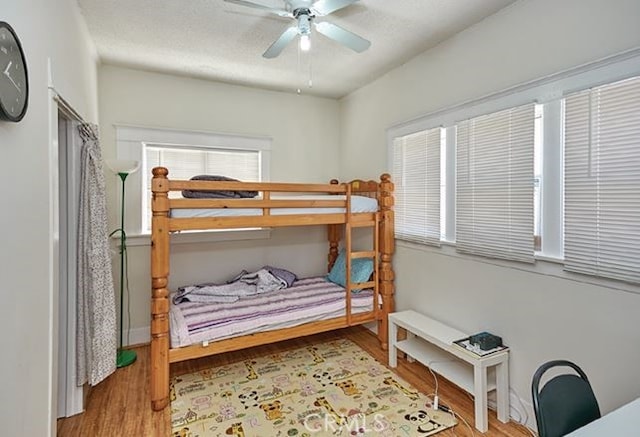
xmin=112 ymin=228 xmax=272 ymax=247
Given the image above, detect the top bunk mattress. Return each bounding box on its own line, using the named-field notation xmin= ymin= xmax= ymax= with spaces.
xmin=170 ymin=194 xmax=378 ymax=218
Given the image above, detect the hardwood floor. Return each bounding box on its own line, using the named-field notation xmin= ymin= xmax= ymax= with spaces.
xmin=57 ymin=327 xmax=532 ymax=436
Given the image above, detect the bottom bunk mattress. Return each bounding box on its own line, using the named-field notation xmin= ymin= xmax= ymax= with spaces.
xmin=169 ymin=276 xmax=374 ymax=348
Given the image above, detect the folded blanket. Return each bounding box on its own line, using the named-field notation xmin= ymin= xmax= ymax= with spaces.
xmin=182 ymin=175 xmax=258 ymax=199
xmin=263 ymin=265 xmax=297 ymax=287
xmin=173 ymin=268 xmax=287 ymax=304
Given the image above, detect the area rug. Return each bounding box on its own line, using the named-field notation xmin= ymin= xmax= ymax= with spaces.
xmin=170 ymin=338 xmax=456 ymax=436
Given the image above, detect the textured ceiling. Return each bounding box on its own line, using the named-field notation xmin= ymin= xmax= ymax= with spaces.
xmin=77 ymin=0 xmax=516 ymax=98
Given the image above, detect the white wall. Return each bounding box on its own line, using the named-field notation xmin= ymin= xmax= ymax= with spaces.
xmin=98 ymin=65 xmax=342 ymax=335
xmin=0 ymin=0 xmax=98 ymax=435
xmin=340 ymin=0 xmax=640 ymax=426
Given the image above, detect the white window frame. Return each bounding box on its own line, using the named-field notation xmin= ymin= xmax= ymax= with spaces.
xmin=386 ymin=48 xmax=640 ymax=290
xmin=114 ymin=125 xmax=272 ymax=245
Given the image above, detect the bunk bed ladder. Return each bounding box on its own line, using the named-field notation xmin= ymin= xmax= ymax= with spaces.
xmin=344 ymin=185 xmax=380 ymax=326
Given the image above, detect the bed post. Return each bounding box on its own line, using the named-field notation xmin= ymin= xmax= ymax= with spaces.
xmin=378 ymin=173 xmax=395 ymax=350
xmin=327 ymin=179 xmax=341 ymax=272
xmin=151 ymin=167 xmax=171 ymax=411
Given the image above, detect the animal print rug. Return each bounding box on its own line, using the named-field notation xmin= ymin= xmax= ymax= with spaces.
xmin=171 ymin=338 xmax=456 ymax=436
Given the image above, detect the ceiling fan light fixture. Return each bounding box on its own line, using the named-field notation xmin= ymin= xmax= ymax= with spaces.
xmin=300 ymin=34 xmax=311 ymax=51
xmin=225 ymin=0 xmax=369 ymax=59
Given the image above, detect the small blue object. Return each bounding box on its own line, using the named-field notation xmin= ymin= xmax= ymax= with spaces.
xmin=327 ymin=250 xmax=374 ymax=292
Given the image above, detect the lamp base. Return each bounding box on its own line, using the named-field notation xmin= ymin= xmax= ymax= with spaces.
xmin=117 ymin=349 xmax=137 ymax=368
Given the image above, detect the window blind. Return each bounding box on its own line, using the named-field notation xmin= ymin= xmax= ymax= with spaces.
xmin=456 ymin=103 xmax=535 ymax=262
xmin=564 ymin=76 xmax=640 ymax=283
xmin=143 ymin=145 xmax=261 ymax=230
xmin=392 ymin=128 xmax=441 ymax=246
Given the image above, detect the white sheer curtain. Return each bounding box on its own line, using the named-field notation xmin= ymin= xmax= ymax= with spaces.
xmin=76 ymin=123 xmax=117 ymax=386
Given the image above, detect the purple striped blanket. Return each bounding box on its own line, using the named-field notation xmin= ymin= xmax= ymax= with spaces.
xmin=169 ymin=276 xmax=374 ymax=348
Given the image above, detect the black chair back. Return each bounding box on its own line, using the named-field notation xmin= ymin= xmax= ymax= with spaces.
xmin=532 ymin=360 xmax=601 ymax=437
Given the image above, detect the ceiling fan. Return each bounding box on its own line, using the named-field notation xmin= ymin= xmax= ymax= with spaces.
xmin=224 ymin=0 xmax=371 ymax=58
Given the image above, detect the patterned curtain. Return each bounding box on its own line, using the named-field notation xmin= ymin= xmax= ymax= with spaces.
xmin=76 ymin=123 xmax=117 ymax=386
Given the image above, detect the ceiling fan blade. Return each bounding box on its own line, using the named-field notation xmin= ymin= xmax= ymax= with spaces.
xmin=263 ymin=26 xmax=299 ymax=58
xmin=312 ymin=0 xmax=359 ymax=16
xmin=314 ymin=21 xmax=370 ymax=53
xmin=224 ymin=0 xmax=291 ymax=17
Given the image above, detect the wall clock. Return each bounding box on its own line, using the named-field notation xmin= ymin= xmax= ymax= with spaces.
xmin=0 ymin=22 xmax=28 ymax=122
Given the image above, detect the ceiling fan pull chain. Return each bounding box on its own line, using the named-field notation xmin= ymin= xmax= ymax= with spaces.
xmin=308 ymin=54 xmax=313 ymax=89
xmin=297 ymin=37 xmax=302 ymax=94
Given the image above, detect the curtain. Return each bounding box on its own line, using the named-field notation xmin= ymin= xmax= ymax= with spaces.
xmin=76 ymin=123 xmax=117 ymax=386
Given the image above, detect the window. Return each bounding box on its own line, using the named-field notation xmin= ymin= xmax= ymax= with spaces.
xmin=142 ymin=145 xmax=261 ymax=232
xmin=564 ymin=75 xmax=640 ymax=283
xmin=387 ymin=49 xmax=640 ymax=285
xmin=392 ymin=127 xmax=442 ymax=246
xmin=533 ymin=105 xmax=543 ymax=251
xmin=456 ymin=103 xmax=536 ymax=262
xmin=115 ymin=126 xmax=271 ymax=236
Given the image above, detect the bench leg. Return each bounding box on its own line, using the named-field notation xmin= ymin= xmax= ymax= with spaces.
xmin=474 ymin=365 xmax=488 ymax=433
xmin=388 ymin=321 xmax=398 ymax=367
xmin=496 ymin=360 xmax=509 ymax=423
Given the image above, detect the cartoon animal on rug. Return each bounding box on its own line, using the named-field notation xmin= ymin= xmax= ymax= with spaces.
xmin=371 ymin=415 xmax=396 ymax=437
xmin=259 ymin=400 xmax=285 ymax=421
xmin=238 ymin=390 xmax=259 ymax=409
xmin=383 ymin=377 xmax=420 ymax=401
xmin=219 ymin=403 xmax=237 ymax=421
xmin=225 ymin=423 xmax=245 ymax=437
xmin=313 ymin=370 xmax=333 ymax=387
xmin=335 ymin=380 xmax=361 ymax=397
xmin=169 ymin=380 xmax=177 ymax=402
xmin=244 ymin=360 xmax=258 ymax=380
xmin=172 ymin=427 xmax=191 ymax=437
xmin=200 ymin=368 xmax=214 ymax=380
xmin=307 ymin=346 xmax=325 ymax=364
xmin=299 ymin=380 xmax=316 ymax=397
xmin=314 ymin=397 xmax=347 ymax=426
xmin=269 ymin=353 xmax=283 ymax=363
xmin=404 ymin=410 xmax=442 ymax=434
xmin=367 ymin=365 xmax=384 ymax=377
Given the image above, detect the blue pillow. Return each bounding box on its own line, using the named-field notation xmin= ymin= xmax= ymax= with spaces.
xmin=327 ymin=250 xmax=374 ymax=292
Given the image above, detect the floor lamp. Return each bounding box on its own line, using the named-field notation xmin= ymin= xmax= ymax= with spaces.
xmin=106 ymin=159 xmax=140 ymax=368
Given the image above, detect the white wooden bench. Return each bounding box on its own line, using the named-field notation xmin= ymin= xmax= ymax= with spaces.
xmin=388 ymin=310 xmax=510 ymax=433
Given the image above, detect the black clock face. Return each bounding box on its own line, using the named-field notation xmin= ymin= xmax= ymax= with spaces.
xmin=0 ymin=22 xmax=28 ymax=122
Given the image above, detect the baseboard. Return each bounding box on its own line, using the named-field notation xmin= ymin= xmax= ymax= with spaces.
xmin=487 ymin=390 xmax=537 ymax=431
xmin=124 ymin=326 xmax=150 ymax=347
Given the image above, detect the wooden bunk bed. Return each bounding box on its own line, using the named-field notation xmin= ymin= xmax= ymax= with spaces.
xmin=149 ymin=167 xmax=395 ymax=410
